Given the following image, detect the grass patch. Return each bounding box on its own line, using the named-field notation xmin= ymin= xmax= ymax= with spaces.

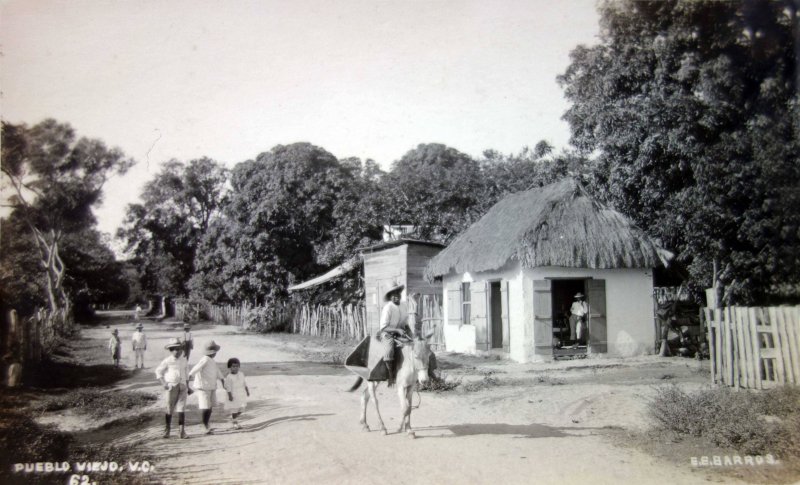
xmin=419 ymin=372 xmax=461 ymax=392
xmin=33 ymin=388 xmax=157 ymax=419
xmin=461 ymin=375 xmax=501 ymax=392
xmin=648 ymin=385 xmax=800 ymax=457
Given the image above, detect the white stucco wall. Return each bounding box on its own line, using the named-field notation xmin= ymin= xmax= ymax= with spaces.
xmin=441 ymin=264 xmax=656 ymax=362
xmin=526 ymin=267 xmax=656 ymax=357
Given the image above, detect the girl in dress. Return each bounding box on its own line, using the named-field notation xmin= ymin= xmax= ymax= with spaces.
xmin=224 ymin=358 xmax=250 ymax=430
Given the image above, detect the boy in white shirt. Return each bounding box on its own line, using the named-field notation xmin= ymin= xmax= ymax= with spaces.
xmin=155 ymin=338 xmax=191 ymax=438
xmin=132 ymin=323 xmax=147 ymax=368
xmin=189 ymin=340 xmax=224 ymax=434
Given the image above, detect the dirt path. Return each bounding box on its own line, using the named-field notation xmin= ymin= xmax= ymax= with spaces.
xmin=77 ymin=317 xmax=730 ymax=485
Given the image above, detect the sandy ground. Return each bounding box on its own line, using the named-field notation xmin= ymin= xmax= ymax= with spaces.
xmin=45 ymin=317 xmax=743 ymax=485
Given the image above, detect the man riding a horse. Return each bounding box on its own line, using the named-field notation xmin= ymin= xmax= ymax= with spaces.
xmin=378 ymin=284 xmax=412 ymax=386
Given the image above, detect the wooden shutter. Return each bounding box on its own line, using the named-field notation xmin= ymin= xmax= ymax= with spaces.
xmin=471 ymin=281 xmax=489 ymax=351
xmin=533 ymin=279 xmax=554 ymax=356
xmin=447 ymin=285 xmax=462 ymax=326
xmin=588 ymin=279 xmax=607 ymax=353
xmin=501 ymin=281 xmax=510 ymax=352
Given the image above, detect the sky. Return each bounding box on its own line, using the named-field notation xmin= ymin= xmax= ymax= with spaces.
xmin=1 ymin=0 xmax=600 ymax=238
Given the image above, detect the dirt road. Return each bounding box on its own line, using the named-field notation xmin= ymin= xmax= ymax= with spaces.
xmin=77 ymin=319 xmax=725 ymax=485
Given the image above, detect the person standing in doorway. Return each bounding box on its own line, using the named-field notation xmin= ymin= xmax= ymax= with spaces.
xmin=569 ymin=292 xmax=589 ymax=347
xmin=377 ymin=284 xmax=411 ymax=386
xmin=132 ymin=323 xmax=147 ymax=368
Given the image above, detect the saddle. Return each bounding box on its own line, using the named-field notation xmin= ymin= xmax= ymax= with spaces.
xmin=345 ymin=336 xmax=404 ymax=381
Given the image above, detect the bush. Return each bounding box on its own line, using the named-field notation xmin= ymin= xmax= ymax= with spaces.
xmin=419 ymin=373 xmax=461 ymax=392
xmin=33 ymin=388 xmax=157 ymax=418
xmin=648 ymin=385 xmax=799 ymax=455
xmin=245 ymin=306 xmax=291 ymax=333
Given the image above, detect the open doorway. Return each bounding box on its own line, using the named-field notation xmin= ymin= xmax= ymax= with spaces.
xmin=551 ymin=279 xmax=587 ymax=353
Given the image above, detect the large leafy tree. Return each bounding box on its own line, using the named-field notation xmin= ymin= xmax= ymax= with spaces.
xmin=1 ymin=120 xmax=134 ymax=317
xmin=381 ymin=143 xmax=484 ymax=243
xmin=118 ymin=157 xmax=228 ymax=304
xmin=192 ymin=143 xmax=373 ymax=304
xmin=558 ymin=0 xmax=800 ymax=304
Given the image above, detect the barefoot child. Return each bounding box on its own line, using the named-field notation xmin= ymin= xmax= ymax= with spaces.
xmin=155 ymin=338 xmax=191 ymax=439
xmin=108 ymin=329 xmax=121 ymax=366
xmin=223 ymin=358 xmax=250 ymax=429
xmin=189 ymin=341 xmax=224 ymax=434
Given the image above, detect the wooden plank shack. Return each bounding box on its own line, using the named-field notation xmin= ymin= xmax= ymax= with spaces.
xmin=361 ymin=239 xmax=445 ymax=337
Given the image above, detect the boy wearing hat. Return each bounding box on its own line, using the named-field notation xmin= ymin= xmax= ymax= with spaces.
xmin=155 ymin=338 xmax=191 ymax=438
xmin=189 ymin=340 xmax=224 ymax=434
xmin=378 ymin=284 xmax=411 ymax=386
xmin=108 ymin=329 xmax=121 ymax=366
xmin=569 ymin=292 xmax=589 ymax=347
xmin=182 ymin=324 xmax=194 ymax=361
xmin=132 ymin=323 xmax=147 ymax=369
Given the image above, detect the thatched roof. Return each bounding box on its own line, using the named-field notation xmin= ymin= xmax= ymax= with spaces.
xmin=426 ymin=178 xmax=670 ymax=278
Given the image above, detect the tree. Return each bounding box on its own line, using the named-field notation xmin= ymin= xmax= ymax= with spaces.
xmin=558 ymin=0 xmax=800 ymax=304
xmin=118 ymin=158 xmax=228 ymax=307
xmin=381 ymin=143 xmax=484 ymax=243
xmin=1 ymin=120 xmax=134 ymax=316
xmin=191 ymin=143 xmax=384 ymax=304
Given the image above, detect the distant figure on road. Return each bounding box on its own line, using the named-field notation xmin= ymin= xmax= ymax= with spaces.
xmin=182 ymin=324 xmax=194 ymax=361
xmin=569 ymin=292 xmax=589 ymax=347
xmin=134 ymin=304 xmax=142 ymax=321
xmin=155 ymin=338 xmax=191 ymax=439
xmin=132 ymin=323 xmax=147 ymax=369
xmin=108 ymin=329 xmax=121 ymax=366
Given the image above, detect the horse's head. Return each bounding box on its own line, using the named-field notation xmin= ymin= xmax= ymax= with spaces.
xmin=410 ymin=328 xmax=435 ymax=385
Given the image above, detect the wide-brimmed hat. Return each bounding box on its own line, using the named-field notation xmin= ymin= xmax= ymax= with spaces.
xmin=574 ymin=293 xmax=585 ymax=299
xmin=384 ymin=284 xmax=405 ymax=301
xmin=203 ymin=340 xmax=221 ymax=355
xmin=112 ymin=329 xmax=119 ymax=334
xmin=165 ymin=337 xmax=182 ymax=350
xmin=135 ymin=323 xmax=144 ymax=329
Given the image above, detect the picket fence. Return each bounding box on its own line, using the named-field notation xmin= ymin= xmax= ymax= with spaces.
xmin=705 ymin=306 xmax=800 ymax=389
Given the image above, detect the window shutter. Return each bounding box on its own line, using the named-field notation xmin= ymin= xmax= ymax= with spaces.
xmin=533 ymin=280 xmax=553 ymax=356
xmin=588 ymin=279 xmax=607 ymax=353
xmin=471 ymin=282 xmax=489 ymax=351
xmin=447 ymin=285 xmax=461 ymax=326
xmin=501 ymin=281 xmax=510 ymax=352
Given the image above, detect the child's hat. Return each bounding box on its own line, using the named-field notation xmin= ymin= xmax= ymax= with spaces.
xmin=204 ymin=340 xmax=221 ymax=355
xmin=135 ymin=323 xmax=144 ymax=329
xmin=165 ymin=337 xmax=182 ymax=350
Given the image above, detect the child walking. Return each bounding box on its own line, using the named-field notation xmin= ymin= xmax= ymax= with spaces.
xmin=131 ymin=323 xmax=147 ymax=369
xmin=223 ymin=358 xmax=250 ymax=430
xmin=108 ymin=329 xmax=121 ymax=366
xmin=189 ymin=340 xmax=224 ymax=434
xmin=155 ymin=338 xmax=191 ymax=439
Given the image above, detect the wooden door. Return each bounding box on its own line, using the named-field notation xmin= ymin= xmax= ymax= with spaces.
xmin=534 ymin=279 xmax=554 ymax=356
xmin=588 ymin=279 xmax=607 ymax=353
xmin=471 ymin=281 xmax=489 ymax=351
xmin=490 ymin=282 xmax=503 ymax=349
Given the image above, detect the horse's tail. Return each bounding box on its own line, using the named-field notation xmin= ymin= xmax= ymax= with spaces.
xmin=347 ymin=377 xmax=364 ymax=392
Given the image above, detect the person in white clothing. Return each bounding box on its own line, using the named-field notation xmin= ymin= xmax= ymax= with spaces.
xmin=569 ymin=292 xmax=589 ymax=346
xmin=223 ymin=358 xmax=250 ymax=430
xmin=377 ymin=284 xmax=412 ymax=386
xmin=155 ymin=338 xmax=192 ymax=439
xmin=131 ymin=323 xmax=147 ymax=368
xmin=189 ymin=340 xmax=224 ymax=434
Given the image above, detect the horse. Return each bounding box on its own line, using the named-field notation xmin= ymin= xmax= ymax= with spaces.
xmin=347 ymin=329 xmax=435 ymax=438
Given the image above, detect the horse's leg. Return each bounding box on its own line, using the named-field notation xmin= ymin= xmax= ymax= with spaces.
xmin=368 ymin=382 xmax=387 ymax=435
xmin=360 ymin=386 xmax=370 ymax=432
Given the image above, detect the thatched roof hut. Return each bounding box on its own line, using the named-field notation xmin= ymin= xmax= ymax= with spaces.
xmin=426 ymin=178 xmax=669 ymax=278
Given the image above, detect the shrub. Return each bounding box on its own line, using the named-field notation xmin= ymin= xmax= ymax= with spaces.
xmin=33 ymin=388 xmax=157 ymax=418
xmin=419 ymin=373 xmax=461 ymax=392
xmin=648 ymin=385 xmax=798 ymax=455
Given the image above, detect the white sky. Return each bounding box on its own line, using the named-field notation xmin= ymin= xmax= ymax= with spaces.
xmin=1 ymin=0 xmax=600 ymax=237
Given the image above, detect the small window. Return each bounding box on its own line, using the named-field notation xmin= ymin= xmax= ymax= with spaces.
xmin=461 ymin=282 xmax=471 ymax=325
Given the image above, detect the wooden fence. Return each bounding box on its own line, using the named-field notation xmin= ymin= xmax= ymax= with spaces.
xmin=292 ymin=303 xmax=367 ymax=340
xmin=705 ymin=306 xmax=800 ymax=389
xmin=417 ymin=294 xmax=445 ymax=350
xmin=3 ymin=309 xmax=72 ymax=365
